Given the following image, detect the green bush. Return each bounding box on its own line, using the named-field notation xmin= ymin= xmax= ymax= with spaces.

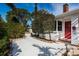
xmin=0 ymin=21 xmax=9 ymax=56
xmin=7 ymin=23 xmax=25 ymax=39
xmin=0 ymin=36 xmax=9 ymax=56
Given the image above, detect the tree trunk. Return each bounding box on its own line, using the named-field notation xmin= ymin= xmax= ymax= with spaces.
xmin=62 ymin=43 xmax=68 ymax=56
xmin=38 ymin=32 xmax=39 ymax=37
xmin=49 ymin=31 xmax=51 ymax=41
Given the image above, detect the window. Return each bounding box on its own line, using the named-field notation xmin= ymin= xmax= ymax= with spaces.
xmin=54 ymin=21 xmax=56 ymax=31
xmin=54 ymin=21 xmax=62 ymax=31
xmin=58 ymin=21 xmax=62 ymax=31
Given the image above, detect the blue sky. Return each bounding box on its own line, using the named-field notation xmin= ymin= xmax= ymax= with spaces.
xmin=0 ymin=3 xmax=79 ymax=25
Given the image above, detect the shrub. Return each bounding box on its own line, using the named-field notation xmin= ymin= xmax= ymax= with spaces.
xmin=0 ymin=20 xmax=9 ymax=56
xmin=7 ymin=23 xmax=25 ymax=39
xmin=0 ymin=36 xmax=9 ymax=56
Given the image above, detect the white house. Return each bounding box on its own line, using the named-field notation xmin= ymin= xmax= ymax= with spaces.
xmin=55 ymin=4 xmax=79 ymax=45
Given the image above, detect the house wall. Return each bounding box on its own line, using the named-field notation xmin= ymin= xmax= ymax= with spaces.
xmin=52 ymin=20 xmax=64 ymax=41
xmin=56 ymin=19 xmax=71 ymax=40
xmin=71 ymin=15 xmax=79 ymax=45
xmin=59 ymin=15 xmax=79 ymax=43
xmin=39 ymin=32 xmax=59 ymax=41
xmin=55 ymin=19 xmax=65 ymax=40
xmin=60 ymin=20 xmax=65 ymax=39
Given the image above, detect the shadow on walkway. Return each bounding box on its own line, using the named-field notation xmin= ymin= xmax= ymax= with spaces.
xmin=32 ymin=44 xmax=65 ymax=56
xmin=32 ymin=44 xmax=55 ymax=56
xmin=11 ymin=43 xmax=22 ymax=56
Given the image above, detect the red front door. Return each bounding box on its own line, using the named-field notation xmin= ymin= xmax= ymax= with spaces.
xmin=65 ymin=21 xmax=71 ymax=41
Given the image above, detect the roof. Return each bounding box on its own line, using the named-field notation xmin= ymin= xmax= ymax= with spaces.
xmin=55 ymin=9 xmax=79 ymax=19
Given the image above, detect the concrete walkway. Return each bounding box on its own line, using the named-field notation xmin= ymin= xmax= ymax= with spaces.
xmin=11 ymin=33 xmax=79 ymax=56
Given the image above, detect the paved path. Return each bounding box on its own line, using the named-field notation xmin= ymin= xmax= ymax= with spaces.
xmin=11 ymin=33 xmax=67 ymax=56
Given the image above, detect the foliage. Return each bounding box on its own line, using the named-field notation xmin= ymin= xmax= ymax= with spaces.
xmin=6 ymin=8 xmax=29 ymax=39
xmin=32 ymin=9 xmax=55 ymax=34
xmin=0 ymin=17 xmax=9 ymax=56
xmin=43 ymin=13 xmax=55 ymax=32
xmin=32 ymin=9 xmax=55 ymax=40
xmin=6 ymin=8 xmax=30 ymax=27
xmin=32 ymin=10 xmax=46 ymax=34
xmin=7 ymin=22 xmax=25 ymax=39
xmin=0 ymin=36 xmax=9 ymax=56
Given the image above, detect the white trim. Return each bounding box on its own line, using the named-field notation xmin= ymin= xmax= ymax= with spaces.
xmin=56 ymin=20 xmax=58 ymax=31
xmin=63 ymin=19 xmax=65 ymax=39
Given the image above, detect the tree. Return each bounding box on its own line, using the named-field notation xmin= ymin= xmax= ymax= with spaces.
xmin=43 ymin=13 xmax=55 ymax=40
xmin=32 ymin=3 xmax=55 ymax=40
xmin=32 ymin=3 xmax=39 ymax=36
xmin=32 ymin=9 xmax=47 ymax=36
xmin=32 ymin=9 xmax=55 ymax=40
xmin=6 ymin=8 xmax=31 ymax=38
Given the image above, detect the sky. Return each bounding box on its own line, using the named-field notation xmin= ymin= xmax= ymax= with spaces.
xmin=0 ymin=3 xmax=79 ymax=25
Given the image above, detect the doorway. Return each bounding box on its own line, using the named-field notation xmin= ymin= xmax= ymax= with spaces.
xmin=65 ymin=21 xmax=71 ymax=41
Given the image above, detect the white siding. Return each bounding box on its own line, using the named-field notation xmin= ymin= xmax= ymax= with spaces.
xmin=71 ymin=16 xmax=79 ymax=45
